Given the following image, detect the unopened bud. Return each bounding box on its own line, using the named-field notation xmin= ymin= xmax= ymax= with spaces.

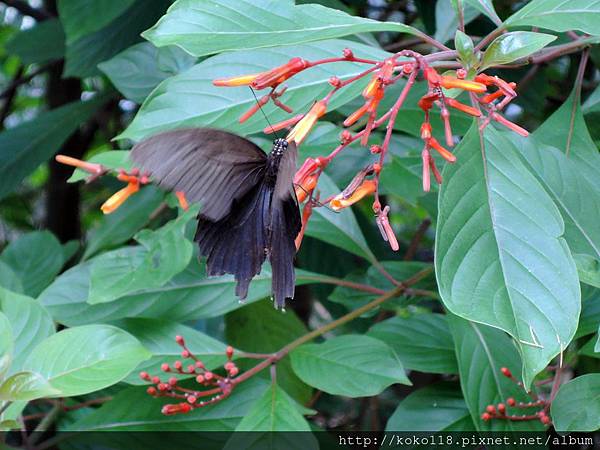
xmin=343 ymin=48 xmax=354 ymax=59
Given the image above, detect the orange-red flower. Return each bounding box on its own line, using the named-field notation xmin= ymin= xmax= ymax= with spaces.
xmin=330 ymin=179 xmax=376 ymax=211
xmin=213 ymin=57 xmax=309 ymax=90
xmin=286 ymin=100 xmax=327 ymax=145
xmin=175 ymin=191 xmax=189 ymax=211
xmin=424 ymin=67 xmax=486 ymax=93
xmin=445 ymin=98 xmax=481 ymax=117
xmin=428 ymin=137 xmax=456 ymax=163
xmin=101 ymin=180 xmax=140 ymax=214
xmin=295 ymin=201 xmax=314 ymax=250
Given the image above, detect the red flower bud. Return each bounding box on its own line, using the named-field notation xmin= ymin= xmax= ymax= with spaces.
xmin=175 ymin=336 xmax=185 ymax=346
xmin=161 ymin=403 xmax=192 ymax=415
xmin=501 ymin=367 xmax=512 ymax=378
xmin=226 ymin=346 xmax=234 ymax=359
xmin=147 ymin=387 xmax=157 ymax=395
xmin=507 ymin=398 xmax=516 ymax=406
xmin=161 ymin=363 xmax=170 ymax=372
xmin=486 ymin=405 xmax=496 ymax=414
xmin=498 ymin=403 xmax=506 ymax=414
xmin=481 ymin=413 xmax=491 ymax=421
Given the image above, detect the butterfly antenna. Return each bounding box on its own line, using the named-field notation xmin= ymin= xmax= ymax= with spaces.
xmin=249 ymin=87 xmax=280 ymax=139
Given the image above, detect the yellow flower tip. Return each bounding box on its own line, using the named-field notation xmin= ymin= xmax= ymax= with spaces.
xmin=286 ymin=100 xmax=327 ymax=145
xmin=441 ymin=77 xmax=487 ymax=93
xmin=212 ymin=73 xmax=259 ymax=87
xmin=329 ymin=179 xmax=377 ymax=211
xmin=100 ymin=182 xmax=139 ymax=214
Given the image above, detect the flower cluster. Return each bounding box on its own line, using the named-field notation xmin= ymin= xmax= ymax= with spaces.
xmin=139 ymin=336 xmax=239 ymax=415
xmin=214 ymin=48 xmax=527 ymax=252
xmin=481 ymin=367 xmax=551 ymax=426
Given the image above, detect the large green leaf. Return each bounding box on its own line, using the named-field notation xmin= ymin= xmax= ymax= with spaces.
xmin=435 ymin=1 xmax=479 ymax=45
xmin=99 ymin=42 xmax=196 ymax=103
xmin=551 ymin=374 xmax=600 ymax=432
xmin=22 ymin=325 xmax=151 ymax=397
xmin=144 ymin=0 xmax=419 ymax=57
xmin=435 ymin=125 xmax=580 ymax=387
xmin=87 ymin=208 xmax=196 ymax=304
xmin=225 ymin=301 xmax=311 ymax=403
xmin=480 ymin=32 xmax=556 ymax=70
xmin=505 ymin=0 xmax=600 ymax=35
xmin=224 ymin=383 xmax=317 ymax=450
xmin=535 ymin=88 xmax=600 ymax=196
xmin=67 ymin=377 xmax=268 ymax=431
xmin=0 ymin=96 xmax=107 ymax=201
xmin=290 ymin=335 xmax=410 ymax=397
xmin=114 ymin=318 xmax=227 ymax=385
xmin=40 ymin=253 xmax=321 ymax=325
xmin=574 ymin=254 xmax=600 ymax=289
xmin=0 ymin=287 xmax=54 ymax=373
xmin=577 ymin=287 xmax=600 ymax=338
xmin=0 ymin=312 xmax=12 ymax=379
xmin=6 ymin=18 xmax=65 ymax=65
xmin=518 ymin=138 xmax=600 ymax=266
xmin=0 ymin=371 xmax=60 ymax=401
xmin=63 ymin=0 xmax=171 ymax=78
xmin=386 ymin=382 xmax=473 ymax=431
xmin=83 ymin=186 xmax=165 ymax=259
xmin=305 ymin=172 xmax=375 ymax=263
xmin=57 ymin=0 xmax=136 ymax=44
xmin=448 ymin=315 xmax=543 ymax=432
xmin=0 ymin=231 xmax=64 ymax=297
xmin=368 ymin=313 xmax=458 ymax=374
xmin=118 ymin=39 xmax=391 ymax=142
xmin=0 ymin=261 xmax=22 ymax=294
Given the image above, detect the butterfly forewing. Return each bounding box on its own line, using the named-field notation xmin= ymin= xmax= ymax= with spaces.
xmin=131 ymin=128 xmax=267 ymax=221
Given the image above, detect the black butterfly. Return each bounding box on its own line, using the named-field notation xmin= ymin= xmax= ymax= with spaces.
xmin=131 ymin=128 xmax=301 ymax=308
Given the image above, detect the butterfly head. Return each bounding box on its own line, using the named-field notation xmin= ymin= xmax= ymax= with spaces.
xmin=271 ymin=138 xmax=289 ymax=156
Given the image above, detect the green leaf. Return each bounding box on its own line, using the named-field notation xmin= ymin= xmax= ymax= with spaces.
xmin=22 ymin=325 xmax=151 ymax=397
xmin=386 ymin=382 xmax=473 ymax=431
xmin=577 ymin=287 xmax=600 ymax=338
xmin=114 ymin=318 xmax=227 ymax=385
xmin=518 ymin=139 xmax=600 ymax=273
xmin=378 ymin=155 xmax=428 ymax=205
xmin=224 ymin=383 xmax=317 ymax=450
xmin=0 ymin=95 xmax=107 ymax=201
xmin=368 ymin=313 xmax=458 ymax=374
xmin=226 ymin=301 xmax=312 ymax=404
xmin=0 ymin=312 xmax=13 ymax=379
xmin=144 ymin=0 xmax=419 ymax=57
xmin=579 ymin=334 xmax=600 ymax=358
xmin=40 ymin=250 xmax=322 ymax=325
xmin=464 ymin=0 xmax=501 ymax=24
xmin=435 ymin=1 xmax=479 ymax=45
xmin=0 ymin=231 xmax=65 ymax=297
xmin=535 ymin=88 xmax=600 ymax=197
xmin=551 ymin=374 xmax=600 ymax=432
xmin=447 ymin=315 xmax=543 ymax=432
xmin=0 ymin=261 xmax=22 ymax=294
xmin=83 ymin=186 xmax=165 ymax=259
xmin=0 ymin=287 xmax=54 ymax=373
xmin=480 ymin=32 xmax=556 ymax=70
xmin=63 ymin=0 xmax=171 ymax=78
xmin=305 ymin=172 xmax=375 ymax=263
xmin=0 ymin=371 xmax=60 ymax=401
xmin=6 ymin=18 xmax=65 ymax=65
xmin=574 ymin=254 xmax=600 ymax=288
xmin=99 ymin=42 xmax=196 ymax=103
xmin=290 ymin=335 xmax=410 ymax=397
xmin=234 ymin=383 xmax=312 ymax=432
xmin=0 ymin=420 xmax=18 ymax=430
xmin=67 ymin=377 xmax=269 ymax=431
xmin=58 ymin=0 xmax=136 ymax=44
xmin=505 ymin=0 xmax=600 ymax=35
xmin=582 ymin=84 xmax=600 ymax=114
xmin=87 ymin=208 xmax=196 ymax=304
xmin=435 ymin=125 xmax=580 ymax=387
xmin=117 ymin=39 xmax=391 ymax=142
xmin=68 ymin=150 xmax=132 ymax=183
xmin=455 ymin=30 xmax=478 ymax=70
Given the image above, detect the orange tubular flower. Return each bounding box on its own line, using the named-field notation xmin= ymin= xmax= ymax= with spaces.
xmin=429 ymin=137 xmax=456 ymax=163
xmin=445 ymin=98 xmax=481 ymax=117
xmin=286 ymin=100 xmax=327 ymax=145
xmin=440 ymin=76 xmax=486 ymax=93
xmin=330 ymin=179 xmax=377 ymax=211
xmin=295 ymin=173 xmax=319 ymax=203
xmin=175 ymin=191 xmax=189 ymax=211
xmin=213 ymin=57 xmax=309 ymax=90
xmin=55 ymin=155 xmax=104 ymax=176
xmin=295 ymin=201 xmax=314 ymax=250
xmin=101 ymin=180 xmax=140 ymax=214
xmin=376 ymin=206 xmax=399 ymax=251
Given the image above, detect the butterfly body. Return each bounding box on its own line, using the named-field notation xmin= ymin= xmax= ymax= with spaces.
xmin=131 ymin=129 xmax=300 ymax=308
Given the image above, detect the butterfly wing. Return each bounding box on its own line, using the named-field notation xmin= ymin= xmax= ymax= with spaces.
xmin=131 ymin=128 xmax=267 ymax=221
xmin=269 ymin=142 xmax=301 ymax=307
